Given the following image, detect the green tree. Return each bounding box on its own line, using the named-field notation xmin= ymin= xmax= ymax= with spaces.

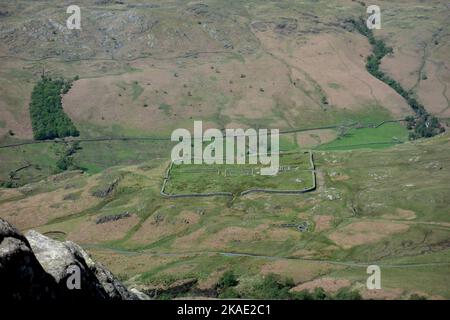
xmin=349 ymin=18 xmax=443 ymax=139
xmin=217 ymin=271 xmax=239 ymax=290
xmin=334 ymin=287 xmax=362 ymax=300
xmin=29 ymin=76 xmax=79 ymax=140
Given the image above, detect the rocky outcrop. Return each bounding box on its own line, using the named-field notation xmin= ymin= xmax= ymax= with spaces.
xmin=0 ymin=218 xmax=141 ymax=301
xmin=62 ymin=240 xmax=138 ymax=300
xmin=91 ymin=178 xmax=119 ymax=198
xmin=138 ymin=278 xmax=198 ymax=299
xmin=96 ymin=211 xmax=131 ymax=224
xmin=0 ymin=219 xmax=58 ymax=300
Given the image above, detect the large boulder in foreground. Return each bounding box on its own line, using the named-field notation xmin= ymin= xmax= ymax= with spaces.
xmin=0 ymin=219 xmax=58 ymax=300
xmin=0 ymin=218 xmax=140 ymax=300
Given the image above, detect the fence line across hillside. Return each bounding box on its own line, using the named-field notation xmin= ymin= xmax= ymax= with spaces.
xmin=0 ymin=119 xmax=406 ymax=149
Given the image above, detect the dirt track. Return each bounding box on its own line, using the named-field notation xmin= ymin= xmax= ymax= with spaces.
xmin=83 ymin=244 xmax=450 ymax=269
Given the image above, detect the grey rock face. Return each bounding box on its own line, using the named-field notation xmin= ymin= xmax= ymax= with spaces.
xmin=0 ymin=219 xmax=58 ymax=301
xmin=0 ymin=218 xmax=138 ymax=301
xmin=96 ymin=211 xmax=131 ymax=224
xmin=25 ymin=230 xmax=110 ymax=300
xmin=129 ymin=288 xmax=150 ymax=300
xmin=64 ymin=241 xmax=138 ymax=300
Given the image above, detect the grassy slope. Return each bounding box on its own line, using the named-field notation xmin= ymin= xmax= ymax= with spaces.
xmin=317 ymin=123 xmax=408 ymax=150
xmin=0 ymin=0 xmax=449 ymax=298
xmin=1 ymin=0 xmax=447 ymax=186
xmin=0 ymin=133 xmax=448 ymax=298
xmin=165 ymin=153 xmax=313 ymax=194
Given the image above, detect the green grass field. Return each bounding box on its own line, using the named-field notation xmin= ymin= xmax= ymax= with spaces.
xmin=164 ymin=152 xmax=314 ymax=195
xmin=0 ymin=139 xmax=173 ymax=186
xmin=317 ymin=123 xmax=409 ymax=150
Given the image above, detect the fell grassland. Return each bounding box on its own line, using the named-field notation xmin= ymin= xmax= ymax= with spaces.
xmin=1 ymin=0 xmax=448 ymax=188
xmin=0 ymin=139 xmax=173 ymax=186
xmin=3 ymin=0 xmax=448 ymax=141
xmin=0 ymin=133 xmax=448 ymax=298
xmin=0 ymin=0 xmax=449 ymax=299
xmin=317 ymin=122 xmax=408 ymax=150
xmin=164 ymin=152 xmax=314 ymax=195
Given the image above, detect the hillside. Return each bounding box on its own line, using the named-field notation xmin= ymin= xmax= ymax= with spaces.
xmin=0 ymin=0 xmax=448 ymax=141
xmin=0 ymin=0 xmax=449 ymax=300
xmin=1 ymin=133 xmax=449 ymax=299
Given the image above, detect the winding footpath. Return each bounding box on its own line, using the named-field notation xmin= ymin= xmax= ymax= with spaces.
xmin=83 ymin=243 xmax=450 ymax=269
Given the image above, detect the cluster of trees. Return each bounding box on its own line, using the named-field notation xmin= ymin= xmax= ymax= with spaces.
xmin=406 ymin=116 xmax=443 ymax=140
xmin=56 ymin=141 xmax=81 ymax=171
xmin=217 ymin=272 xmax=362 ymax=300
xmin=349 ymin=18 xmax=444 ymax=140
xmin=29 ymin=76 xmax=80 ymax=140
xmin=0 ymin=180 xmax=18 ymax=188
xmin=216 ymin=270 xmax=239 ymax=290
